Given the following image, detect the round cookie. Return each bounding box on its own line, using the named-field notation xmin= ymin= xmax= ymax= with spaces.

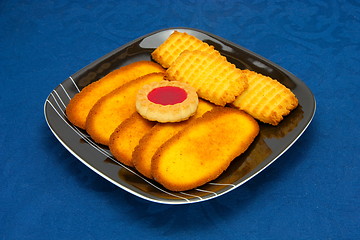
xmin=136 ymin=81 xmax=198 ymax=123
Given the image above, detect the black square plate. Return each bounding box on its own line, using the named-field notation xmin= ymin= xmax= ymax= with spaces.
xmin=44 ymin=27 xmax=316 ymax=204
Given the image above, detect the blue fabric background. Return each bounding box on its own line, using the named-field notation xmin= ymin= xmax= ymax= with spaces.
xmin=1 ymin=0 xmax=359 ymax=239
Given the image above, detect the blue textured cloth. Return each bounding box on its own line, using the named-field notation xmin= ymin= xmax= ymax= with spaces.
xmin=1 ymin=0 xmax=359 ymax=239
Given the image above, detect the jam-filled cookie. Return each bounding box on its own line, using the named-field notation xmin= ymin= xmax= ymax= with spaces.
xmin=136 ymin=81 xmax=199 ymax=123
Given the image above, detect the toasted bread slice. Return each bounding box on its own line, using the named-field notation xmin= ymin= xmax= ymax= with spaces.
xmin=152 ymin=107 xmax=259 ymax=191
xmin=86 ymin=73 xmax=164 ymax=145
xmin=66 ymin=61 xmax=164 ymax=129
xmin=109 ymin=112 xmax=155 ymax=167
xmin=132 ymin=100 xmax=215 ymax=179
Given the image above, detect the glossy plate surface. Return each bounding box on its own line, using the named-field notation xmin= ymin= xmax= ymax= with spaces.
xmin=44 ymin=27 xmax=316 ymax=204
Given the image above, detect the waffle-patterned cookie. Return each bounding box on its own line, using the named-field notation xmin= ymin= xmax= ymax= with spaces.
xmin=232 ymin=69 xmax=298 ymax=125
xmin=151 ymin=31 xmax=219 ymax=68
xmin=165 ymin=50 xmax=248 ymax=106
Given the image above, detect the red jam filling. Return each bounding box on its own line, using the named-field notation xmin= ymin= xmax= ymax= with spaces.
xmin=147 ymin=86 xmax=187 ymax=105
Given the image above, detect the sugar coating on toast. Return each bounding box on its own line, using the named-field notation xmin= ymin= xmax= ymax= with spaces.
xmin=152 ymin=107 xmax=259 ymax=192
xmin=132 ymin=100 xmax=215 ymax=179
xmin=151 ymin=31 xmax=219 ymax=68
xmin=109 ymin=112 xmax=156 ymax=167
xmin=232 ymin=69 xmax=298 ymax=125
xmin=165 ymin=50 xmax=248 ymax=106
xmin=85 ymin=73 xmax=164 ymax=146
xmin=66 ymin=61 xmax=165 ymax=129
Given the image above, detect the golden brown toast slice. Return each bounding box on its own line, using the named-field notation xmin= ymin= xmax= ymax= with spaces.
xmin=66 ymin=61 xmax=164 ymax=129
xmin=109 ymin=112 xmax=156 ymax=167
xmin=132 ymin=100 xmax=215 ymax=179
xmin=152 ymin=107 xmax=259 ymax=191
xmin=85 ymin=73 xmax=164 ymax=146
xmin=151 ymin=31 xmax=219 ymax=68
xmin=165 ymin=50 xmax=248 ymax=106
xmin=232 ymin=69 xmax=298 ymax=125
